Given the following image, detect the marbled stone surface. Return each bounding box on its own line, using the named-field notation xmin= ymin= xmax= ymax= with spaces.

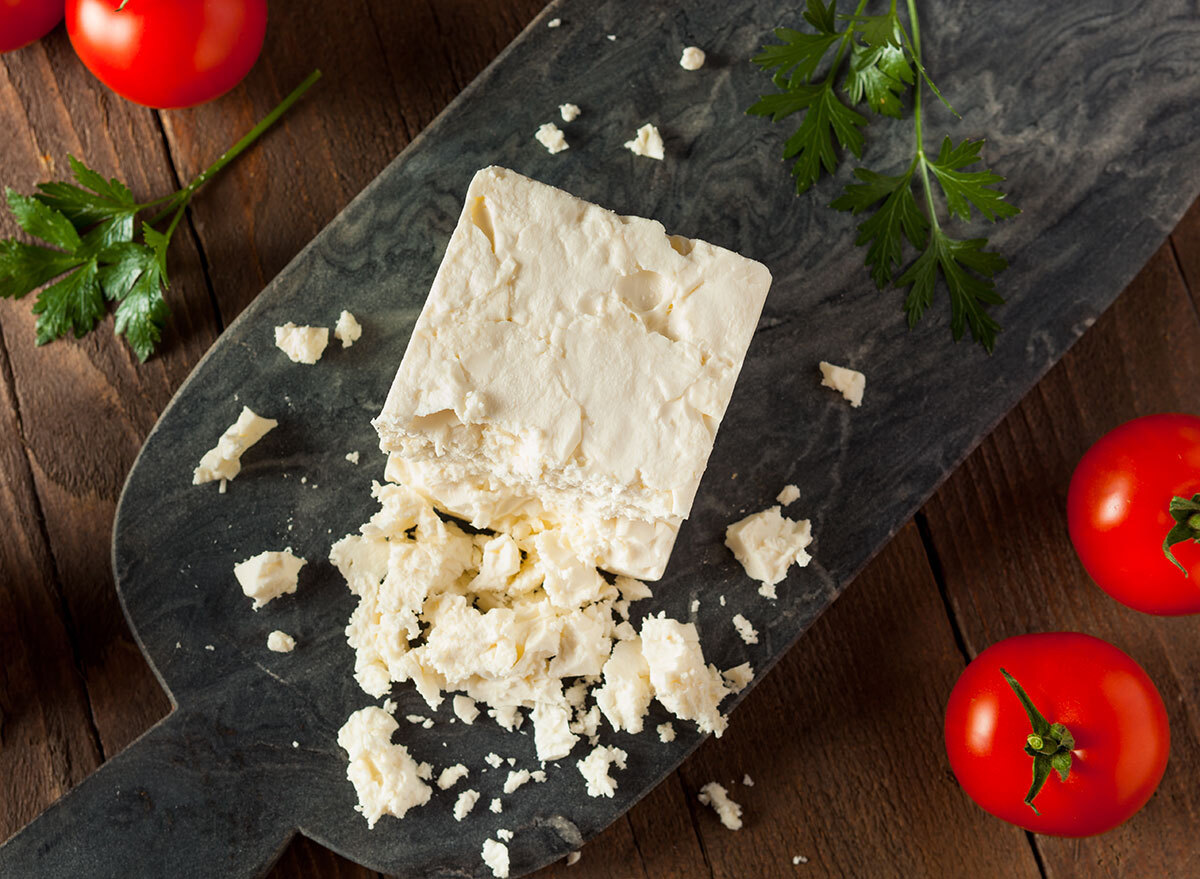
xmin=4 ymin=0 xmax=1200 ymax=876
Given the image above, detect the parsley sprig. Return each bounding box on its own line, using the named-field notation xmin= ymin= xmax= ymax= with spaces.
xmin=749 ymin=0 xmax=1018 ymax=351
xmin=0 ymin=70 xmax=321 ymax=361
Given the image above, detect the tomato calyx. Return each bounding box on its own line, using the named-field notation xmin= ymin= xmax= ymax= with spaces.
xmin=1001 ymin=668 xmax=1075 ymax=815
xmin=1162 ymin=493 xmax=1200 ymax=576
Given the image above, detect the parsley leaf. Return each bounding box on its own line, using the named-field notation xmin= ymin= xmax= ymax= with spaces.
xmin=831 ymin=166 xmax=928 ymax=288
xmin=31 ymin=260 xmax=104 ymax=343
xmin=35 ymin=155 xmax=138 ymax=227
xmin=897 ymin=231 xmax=1007 ymax=350
xmin=928 ymin=136 xmax=1020 ymax=223
xmin=782 ymin=88 xmax=867 ymax=194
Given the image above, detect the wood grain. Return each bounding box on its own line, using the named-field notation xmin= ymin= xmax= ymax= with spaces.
xmin=921 ymin=241 xmax=1200 ymax=878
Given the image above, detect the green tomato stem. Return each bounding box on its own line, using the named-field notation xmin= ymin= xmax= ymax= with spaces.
xmin=1001 ymin=668 xmax=1075 ymax=814
xmin=1162 ymin=492 xmax=1200 ymax=576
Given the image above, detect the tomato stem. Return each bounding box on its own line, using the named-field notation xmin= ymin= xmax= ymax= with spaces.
xmin=1162 ymin=493 xmax=1200 ymax=576
xmin=1001 ymin=668 xmax=1075 ymax=815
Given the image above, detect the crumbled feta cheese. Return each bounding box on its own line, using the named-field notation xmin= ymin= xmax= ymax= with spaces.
xmin=731 ymin=614 xmax=758 ymax=645
xmin=776 ymin=484 xmax=800 ymax=506
xmin=559 ymin=103 xmax=581 ymax=122
xmin=531 ymin=770 xmax=547 ymax=783
xmin=723 ymin=662 xmax=754 ymax=693
xmin=345 ymin=451 xmax=361 ymax=464
xmin=641 ymin=614 xmax=729 ymax=735
xmin=547 ymin=17 xmax=561 ymax=27
xmin=594 ymin=639 xmax=653 ymax=733
xmin=382 ymin=698 xmax=397 ymax=714
xmin=489 ymin=797 xmax=503 ymax=814
xmin=437 ymin=763 xmax=469 ymax=790
xmin=819 ymin=361 xmax=865 ymax=408
xmin=657 ymin=722 xmax=676 ymax=743
xmin=743 ymin=773 xmax=754 ymax=787
xmin=334 ymin=310 xmax=362 ymax=348
xmin=606 ymin=34 xmax=617 ymax=41
xmin=274 ymin=322 xmax=329 ymax=364
xmin=535 ymin=122 xmax=569 ymax=154
xmin=577 ymin=744 xmax=628 ymax=797
xmin=624 ymin=123 xmax=664 ymax=160
xmin=193 ymin=406 xmax=277 ymax=486
xmin=453 ymin=694 xmax=480 ymax=725
xmin=698 ymin=781 xmax=743 ymax=830
xmin=405 ymin=714 xmax=428 ymax=725
xmin=566 ymin=851 xmax=581 ymax=865
xmin=482 ymin=839 xmax=510 ymax=878
xmin=337 ymin=707 xmax=432 ymax=828
xmin=503 ymin=769 xmax=532 ymax=794
xmin=725 ymin=506 xmax=813 ymax=590
xmin=453 ymin=789 xmax=480 ymax=821
xmin=266 ymin=630 xmax=296 ymax=653
xmin=690 ymin=599 xmax=700 ymax=613
xmin=793 ymin=855 xmax=809 ymax=865
xmin=485 ymin=752 xmax=504 ymax=769
xmin=679 ymin=46 xmax=706 ymax=70
xmin=233 ymin=549 xmax=305 ymax=610
xmin=496 ymin=829 xmax=514 ymax=842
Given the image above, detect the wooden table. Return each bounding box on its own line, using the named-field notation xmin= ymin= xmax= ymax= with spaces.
xmin=3 ymin=4 xmax=1199 ymax=877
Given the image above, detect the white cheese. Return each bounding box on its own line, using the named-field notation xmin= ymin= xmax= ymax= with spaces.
xmin=698 ymin=781 xmax=743 ymax=830
xmin=453 ymin=694 xmax=480 ymax=724
xmin=624 ymin=123 xmax=665 ymax=160
xmin=337 ymin=707 xmax=432 ymax=828
xmin=193 ymin=406 xmax=277 ymax=486
xmin=559 ymin=103 xmax=581 ymax=122
xmin=576 ymin=744 xmax=628 ymax=797
xmin=723 ymin=662 xmax=754 ymax=693
xmin=345 ymin=451 xmax=361 ymax=464
xmin=489 ymin=797 xmax=503 ymax=814
xmin=274 ymin=322 xmax=329 ymax=364
xmin=437 ymin=763 xmax=469 ymax=790
xmin=496 ymin=829 xmax=514 ymax=842
xmin=640 ymin=614 xmax=729 ymax=736
xmin=731 ymin=614 xmax=758 ymax=645
xmin=485 ymin=752 xmax=504 ymax=769
xmin=503 ymin=769 xmax=532 ymax=793
xmin=266 ymin=630 xmax=296 ymax=653
xmin=594 ymin=639 xmax=652 ymax=733
xmin=547 ymin=17 xmax=561 ymax=27
xmin=819 ymin=361 xmax=865 ymax=408
xmin=535 ymin=122 xmax=569 ymax=154
xmin=743 ymin=773 xmax=754 ymax=787
xmin=233 ymin=548 xmax=305 ymax=610
xmin=453 ymin=788 xmax=480 ymax=821
xmin=566 ymin=852 xmax=581 ymax=866
xmin=482 ymin=839 xmax=510 ymax=878
xmin=679 ymin=46 xmax=706 ymax=70
xmin=657 ymin=722 xmax=676 ymax=743
xmin=373 ymin=167 xmax=771 ymax=580
xmin=725 ymin=506 xmax=813 ymax=590
xmin=334 ymin=310 xmax=362 ymax=348
xmin=776 ymin=484 xmax=800 ymax=506
xmin=793 ymin=855 xmax=809 ymax=865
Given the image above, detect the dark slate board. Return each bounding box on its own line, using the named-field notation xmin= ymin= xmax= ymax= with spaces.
xmin=5 ymin=1 xmax=1200 ymax=877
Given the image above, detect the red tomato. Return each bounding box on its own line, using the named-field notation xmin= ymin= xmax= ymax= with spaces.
xmin=1068 ymin=413 xmax=1200 ymax=615
xmin=944 ymin=633 xmax=1168 ymax=836
xmin=0 ymin=0 xmax=65 ymax=52
xmin=65 ymin=0 xmax=267 ymax=109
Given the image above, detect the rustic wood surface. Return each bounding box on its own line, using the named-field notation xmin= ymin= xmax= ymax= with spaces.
xmin=1 ymin=3 xmax=1198 ymax=878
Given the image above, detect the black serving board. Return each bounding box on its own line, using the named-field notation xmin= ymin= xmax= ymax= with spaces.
xmin=4 ymin=1 xmax=1200 ymax=877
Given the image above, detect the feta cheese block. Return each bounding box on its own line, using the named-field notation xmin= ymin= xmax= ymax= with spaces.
xmin=624 ymin=123 xmax=665 ymax=160
xmin=193 ymin=406 xmax=277 ymax=487
xmin=337 ymin=707 xmax=432 ymax=827
xmin=819 ymin=361 xmax=865 ymax=407
xmin=725 ymin=506 xmax=814 ymax=592
xmin=233 ymin=548 xmax=306 ymax=609
xmin=274 ymin=322 xmax=329 ymax=364
xmin=374 ymin=167 xmax=772 ymax=580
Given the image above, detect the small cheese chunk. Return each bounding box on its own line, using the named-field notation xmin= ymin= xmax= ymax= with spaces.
xmin=698 ymin=781 xmax=743 ymax=830
xmin=547 ymin=17 xmax=561 ymax=27
xmin=503 ymin=769 xmax=531 ymax=793
xmin=559 ymin=103 xmax=581 ymax=122
xmin=535 ymin=122 xmax=569 ymax=154
xmin=722 ymin=662 xmax=754 ymax=693
xmin=266 ymin=630 xmax=296 ymax=653
xmin=776 ymin=484 xmax=800 ymax=506
xmin=453 ymin=694 xmax=480 ymax=725
xmin=594 ymin=639 xmax=653 ymax=733
xmin=496 ymin=829 xmax=514 ymax=842
xmin=819 ymin=361 xmax=865 ymax=407
xmin=437 ymin=763 xmax=469 ymax=790
xmin=482 ymin=839 xmax=510 ymax=878
xmin=345 ymin=450 xmax=361 ymax=464
xmin=274 ymin=322 xmax=329 ymax=364
xmin=489 ymin=797 xmax=503 ymax=814
xmin=624 ymin=123 xmax=664 ymax=160
xmin=334 ymin=310 xmax=362 ymax=348
xmin=577 ymin=744 xmax=628 ymax=798
xmin=234 ymin=549 xmax=306 ymax=610
xmin=453 ymin=789 xmax=480 ymax=821
xmin=566 ymin=852 xmax=581 ymax=866
xmin=337 ymin=707 xmax=432 ymax=828
xmin=731 ymin=614 xmax=758 ymax=645
xmin=640 ymin=614 xmax=729 ymax=735
xmin=743 ymin=774 xmax=754 ymax=787
xmin=679 ymin=46 xmax=706 ymax=70
xmin=657 ymin=722 xmax=676 ymax=743
xmin=725 ymin=506 xmax=814 ymax=589
xmin=193 ymin=406 xmax=278 ymax=486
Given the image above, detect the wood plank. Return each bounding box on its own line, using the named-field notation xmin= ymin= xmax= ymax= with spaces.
xmin=1168 ymin=195 xmax=1200 ymax=296
xmin=0 ymin=32 xmax=222 ymax=761
xmin=265 ymin=837 xmax=376 ymax=879
xmin=921 ymin=241 xmax=1200 ymax=878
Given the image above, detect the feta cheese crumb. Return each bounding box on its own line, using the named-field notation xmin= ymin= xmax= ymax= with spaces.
xmin=641 ymin=614 xmax=730 ymax=735
xmin=274 ymin=322 xmax=329 ymax=364
xmin=679 ymin=46 xmax=706 ymax=70
xmin=819 ymin=361 xmax=865 ymax=407
xmin=405 ymin=714 xmax=428 ymax=725
xmin=547 ymin=17 xmax=561 ymax=27
xmin=531 ymin=770 xmax=547 ymax=783
xmin=690 ymin=599 xmax=700 ymax=613
xmin=566 ymin=852 xmax=581 ymax=866
xmin=482 ymin=839 xmax=510 ymax=878
xmin=725 ymin=506 xmax=814 ymax=590
xmin=698 ymin=781 xmax=743 ymax=830
xmin=489 ymin=797 xmax=503 ymax=814
xmin=345 ymin=451 xmax=361 ymax=465
xmin=577 ymin=744 xmax=628 ymax=797
xmin=453 ymin=694 xmax=480 ymax=725
xmin=234 ymin=548 xmax=306 ymax=610
xmin=559 ymin=103 xmax=581 ymax=122
xmin=496 ymin=829 xmax=514 ymax=842
xmin=484 ymin=752 xmax=504 ymax=768
xmin=723 ymin=662 xmax=754 ymax=693
xmin=657 ymin=722 xmax=676 ymax=743
xmin=624 ymin=123 xmax=665 ymax=160
xmin=334 ymin=310 xmax=362 ymax=348
xmin=503 ymin=769 xmax=532 ymax=794
xmin=535 ymin=122 xmax=569 ymax=154
xmin=382 ymin=698 xmax=397 ymax=714
xmin=743 ymin=773 xmax=754 ymax=787
xmin=204 ymin=644 xmax=215 ymax=651
xmin=437 ymin=763 xmax=469 ymax=790
xmin=337 ymin=707 xmax=432 ymax=828
xmin=777 ymin=484 xmax=801 ymax=506
xmin=732 ymin=614 xmax=758 ymax=645
xmin=793 ymin=855 xmax=809 ymax=865
xmin=266 ymin=630 xmax=296 ymax=653
xmin=453 ymin=789 xmax=480 ymax=821
xmin=193 ymin=406 xmax=277 ymax=486
xmin=607 ymin=34 xmax=617 ymax=41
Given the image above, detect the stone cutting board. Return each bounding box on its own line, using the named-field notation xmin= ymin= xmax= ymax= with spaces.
xmin=4 ymin=1 xmax=1200 ymax=877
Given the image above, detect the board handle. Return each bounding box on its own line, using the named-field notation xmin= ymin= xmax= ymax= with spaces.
xmin=0 ymin=708 xmax=293 ymax=879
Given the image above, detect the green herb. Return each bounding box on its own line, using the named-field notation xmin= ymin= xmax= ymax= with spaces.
xmin=0 ymin=69 xmax=322 ymax=361
xmin=749 ymin=0 xmax=1018 ymax=352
